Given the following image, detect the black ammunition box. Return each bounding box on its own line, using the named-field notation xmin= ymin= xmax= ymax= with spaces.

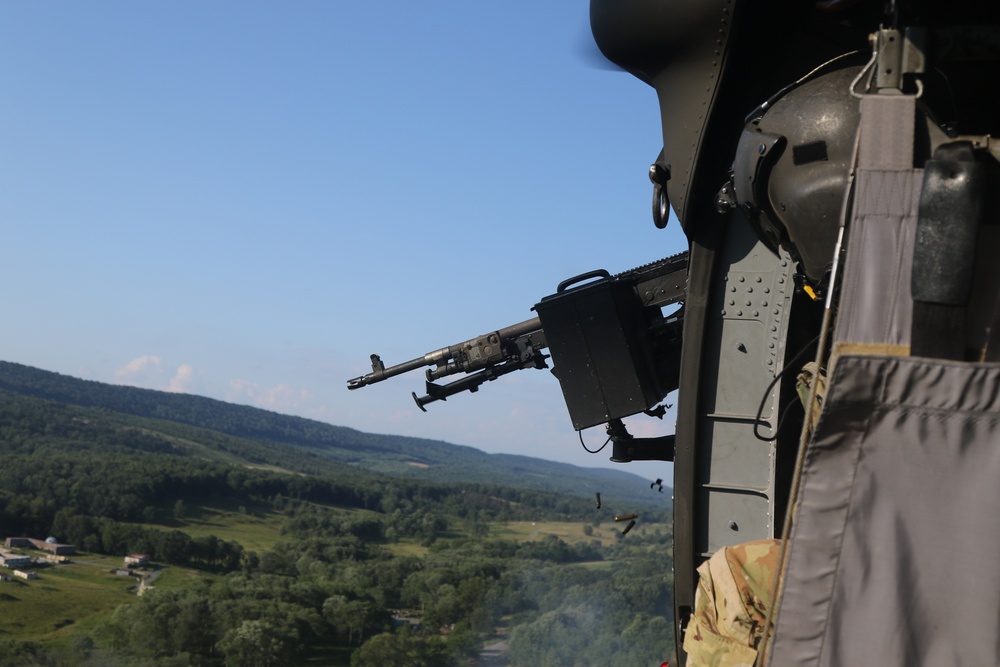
xmin=534 ymin=275 xmax=664 ymax=430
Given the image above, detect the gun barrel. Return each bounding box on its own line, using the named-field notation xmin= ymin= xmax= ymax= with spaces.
xmin=495 ymin=316 xmax=541 ymax=340
xmin=347 ymin=347 xmax=450 ymax=390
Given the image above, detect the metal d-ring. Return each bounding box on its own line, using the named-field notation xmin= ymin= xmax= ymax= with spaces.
xmin=649 ymin=162 xmax=671 ymax=229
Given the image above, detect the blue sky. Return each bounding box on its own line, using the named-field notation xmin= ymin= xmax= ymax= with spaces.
xmin=1 ymin=2 xmax=685 ymax=477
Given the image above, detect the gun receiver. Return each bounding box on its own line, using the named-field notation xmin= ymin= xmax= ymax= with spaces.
xmin=347 ymin=251 xmax=688 ymax=426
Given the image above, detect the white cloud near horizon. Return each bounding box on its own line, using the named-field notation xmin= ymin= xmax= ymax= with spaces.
xmin=115 ymin=355 xmax=162 ymax=383
xmin=167 ymin=364 xmax=197 ymax=393
xmin=115 ymin=355 xmax=200 ymax=394
xmin=227 ymin=378 xmax=313 ymax=413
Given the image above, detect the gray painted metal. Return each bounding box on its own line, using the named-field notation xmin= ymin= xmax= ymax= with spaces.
xmin=693 ymin=218 xmax=796 ymax=557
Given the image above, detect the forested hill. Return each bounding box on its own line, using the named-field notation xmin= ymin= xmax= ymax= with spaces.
xmin=0 ymin=360 xmax=669 ymax=505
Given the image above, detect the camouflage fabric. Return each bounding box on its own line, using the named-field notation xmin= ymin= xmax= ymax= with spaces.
xmin=795 ymin=361 xmax=826 ymax=439
xmin=683 ymin=539 xmax=781 ymax=667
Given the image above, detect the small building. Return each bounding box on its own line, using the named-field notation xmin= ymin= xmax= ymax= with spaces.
xmin=13 ymin=569 xmax=37 ymax=580
xmin=0 ymin=552 xmax=32 ymax=569
xmin=4 ymin=537 xmax=75 ymax=556
xmin=30 ymin=538 xmax=75 ymax=556
xmin=42 ymin=554 xmax=71 ymax=564
xmin=4 ymin=538 xmax=32 ymax=549
xmin=124 ymin=554 xmax=150 ymax=567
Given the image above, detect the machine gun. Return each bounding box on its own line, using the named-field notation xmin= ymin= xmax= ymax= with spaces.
xmin=348 ymin=251 xmax=688 ymax=447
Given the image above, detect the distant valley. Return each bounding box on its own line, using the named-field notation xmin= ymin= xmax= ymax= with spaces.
xmin=0 ymin=360 xmax=670 ymax=506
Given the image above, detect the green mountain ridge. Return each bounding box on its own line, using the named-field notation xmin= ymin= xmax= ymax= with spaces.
xmin=0 ymin=360 xmax=671 ymax=507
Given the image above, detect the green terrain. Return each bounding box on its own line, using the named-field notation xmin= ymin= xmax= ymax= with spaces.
xmin=0 ymin=361 xmax=674 ymax=666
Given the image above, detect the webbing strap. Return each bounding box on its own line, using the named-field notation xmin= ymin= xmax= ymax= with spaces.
xmin=832 ymin=94 xmax=920 ymax=355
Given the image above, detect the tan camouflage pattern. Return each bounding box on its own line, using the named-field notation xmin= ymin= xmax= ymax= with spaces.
xmin=682 ymin=539 xmax=781 ymax=667
xmin=795 ymin=361 xmax=827 ymax=439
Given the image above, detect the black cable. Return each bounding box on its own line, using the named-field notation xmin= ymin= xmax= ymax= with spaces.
xmin=579 ymin=429 xmax=612 ymax=454
xmin=753 ymin=334 xmax=821 ymax=442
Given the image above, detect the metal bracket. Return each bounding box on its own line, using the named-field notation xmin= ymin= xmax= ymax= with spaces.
xmin=875 ymin=27 xmax=926 ymax=91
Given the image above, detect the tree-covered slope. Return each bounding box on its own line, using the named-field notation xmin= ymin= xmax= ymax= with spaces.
xmin=0 ymin=361 xmax=670 ymax=505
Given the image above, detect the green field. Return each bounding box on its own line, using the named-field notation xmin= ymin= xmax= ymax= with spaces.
xmin=163 ymin=504 xmax=286 ymax=552
xmin=0 ymin=556 xmax=136 ymax=642
xmin=496 ymin=518 xmax=663 ymax=546
xmin=0 ymin=503 xmax=282 ymax=645
xmin=146 ymin=501 xmax=386 ymax=553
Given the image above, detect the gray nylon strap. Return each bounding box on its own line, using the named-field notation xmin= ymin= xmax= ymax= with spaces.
xmin=833 ymin=94 xmax=920 ymax=353
xmin=857 ymin=94 xmax=915 ymax=170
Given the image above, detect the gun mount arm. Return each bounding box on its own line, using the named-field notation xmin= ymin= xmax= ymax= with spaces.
xmin=605 ymin=418 xmax=676 ymax=463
